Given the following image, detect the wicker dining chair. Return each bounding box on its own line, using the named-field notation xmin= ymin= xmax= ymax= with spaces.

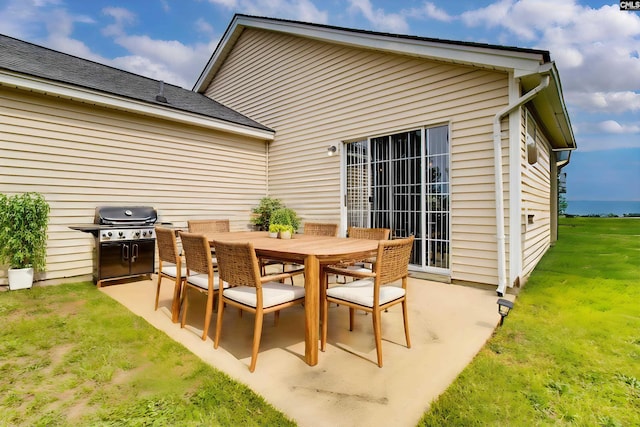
xmin=187 ymin=219 xmax=230 ymax=233
xmin=347 ymin=226 xmax=390 ymax=241
xmin=213 ymin=239 xmax=305 ymax=372
xmin=179 ymin=231 xmax=229 ymax=341
xmin=154 ymin=226 xmax=187 ymax=319
xmin=345 ymin=226 xmax=391 ymax=269
xmin=321 ymin=235 xmax=414 ymax=367
xmin=187 ymin=219 xmax=230 ymax=269
xmin=304 ymin=222 xmax=339 ymax=236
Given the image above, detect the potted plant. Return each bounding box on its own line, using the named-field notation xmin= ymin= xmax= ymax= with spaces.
xmin=268 ymin=223 xmax=293 ymax=239
xmin=0 ymin=192 xmax=50 ymax=290
xmin=250 ymin=196 xmax=284 ymax=231
xmin=269 ymin=208 xmax=299 ymax=239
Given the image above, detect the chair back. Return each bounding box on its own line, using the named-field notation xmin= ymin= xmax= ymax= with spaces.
xmin=347 ymin=226 xmax=390 ymax=240
xmin=187 ymin=219 xmax=230 ymax=233
xmin=374 ymin=236 xmax=415 ymax=285
xmin=304 ymin=222 xmax=338 ymax=236
xmin=212 ymin=240 xmax=262 ymax=288
xmin=179 ymin=232 xmax=214 ymax=276
xmin=155 ymin=226 xmax=180 ymax=264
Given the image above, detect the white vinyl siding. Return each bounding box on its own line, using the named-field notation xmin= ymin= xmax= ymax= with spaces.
xmin=205 ymin=29 xmax=510 ymax=286
xmin=521 ymin=110 xmax=552 ymax=278
xmin=0 ymin=86 xmax=267 ymax=285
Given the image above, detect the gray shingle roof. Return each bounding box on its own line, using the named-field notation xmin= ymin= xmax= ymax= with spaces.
xmin=0 ymin=33 xmax=271 ymax=132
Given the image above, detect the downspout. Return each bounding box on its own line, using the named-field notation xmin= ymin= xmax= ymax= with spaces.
xmin=494 ymin=73 xmax=550 ymax=297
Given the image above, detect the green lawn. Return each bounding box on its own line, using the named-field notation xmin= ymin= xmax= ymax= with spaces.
xmin=420 ymin=217 xmax=640 ymax=426
xmin=1 ymin=217 xmax=638 ymax=426
xmin=0 ymin=282 xmax=295 ymax=426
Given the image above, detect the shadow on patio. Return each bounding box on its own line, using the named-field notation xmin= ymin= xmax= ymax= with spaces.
xmin=100 ymin=276 xmax=509 ymax=427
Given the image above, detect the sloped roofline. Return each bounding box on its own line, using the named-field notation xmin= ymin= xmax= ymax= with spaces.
xmin=194 ymin=14 xmax=551 ymax=92
xmin=0 ymin=33 xmax=274 ymax=140
xmin=194 ymin=14 xmax=575 ymax=150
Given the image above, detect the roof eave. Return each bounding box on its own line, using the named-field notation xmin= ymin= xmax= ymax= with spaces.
xmin=1 ymin=70 xmax=275 ymax=141
xmin=194 ymin=14 xmax=548 ymax=93
xmin=521 ymin=63 xmax=576 ymax=150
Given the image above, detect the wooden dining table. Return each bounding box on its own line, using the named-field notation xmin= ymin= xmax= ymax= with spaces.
xmin=202 ymin=231 xmax=379 ymax=366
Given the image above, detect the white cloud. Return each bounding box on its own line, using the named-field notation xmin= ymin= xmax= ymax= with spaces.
xmin=101 ymin=7 xmax=136 ymax=37
xmin=207 ymin=0 xmax=237 ymax=7
xmin=568 ymin=91 xmax=640 ymax=114
xmin=599 ymin=120 xmax=640 ymax=134
xmin=403 ymin=1 xmax=453 ymax=23
xmin=0 ymin=0 xmax=94 ymax=42
xmin=460 ymin=1 xmax=640 ymax=119
xmin=195 ymin=18 xmax=215 ymax=36
xmin=420 ymin=2 xmax=453 ymax=22
xmin=348 ymin=0 xmax=409 ymax=33
xmin=576 ymin=119 xmax=640 ymax=135
xmin=207 ymin=0 xmax=328 ymax=24
xmin=109 ymin=35 xmax=218 ymax=88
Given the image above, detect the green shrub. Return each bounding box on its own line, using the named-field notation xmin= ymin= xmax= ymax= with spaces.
xmin=0 ymin=192 xmax=50 ymax=270
xmin=269 ymin=207 xmax=299 ymax=232
xmin=250 ymin=197 xmax=283 ymax=231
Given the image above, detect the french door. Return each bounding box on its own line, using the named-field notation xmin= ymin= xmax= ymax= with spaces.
xmin=345 ymin=125 xmax=450 ymax=272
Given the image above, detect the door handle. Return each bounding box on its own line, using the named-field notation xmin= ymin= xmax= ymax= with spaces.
xmin=122 ymin=244 xmax=129 ymax=261
xmin=132 ymin=243 xmax=138 ymax=262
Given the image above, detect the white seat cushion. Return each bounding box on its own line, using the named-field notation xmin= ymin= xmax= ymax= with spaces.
xmin=223 ymin=281 xmax=305 ymax=308
xmin=161 ymin=264 xmax=187 ymax=278
xmin=346 ymin=265 xmax=372 ymax=273
xmin=186 ymin=273 xmax=227 ymax=291
xmin=327 ymin=279 xmax=405 ymax=307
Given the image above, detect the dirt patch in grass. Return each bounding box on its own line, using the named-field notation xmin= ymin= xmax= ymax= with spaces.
xmin=0 ymin=282 xmax=295 ymax=426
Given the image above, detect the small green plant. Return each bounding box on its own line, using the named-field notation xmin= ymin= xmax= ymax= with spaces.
xmin=269 ymin=207 xmax=299 ymax=232
xmin=251 ymin=197 xmax=284 ymax=231
xmin=268 ymin=223 xmax=294 ymax=234
xmin=0 ymin=192 xmax=50 ymax=270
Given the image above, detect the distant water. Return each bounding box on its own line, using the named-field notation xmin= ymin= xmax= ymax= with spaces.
xmin=566 ymin=200 xmax=640 ymax=216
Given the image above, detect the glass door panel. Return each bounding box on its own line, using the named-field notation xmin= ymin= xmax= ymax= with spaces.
xmin=345 ymin=125 xmax=450 ymax=271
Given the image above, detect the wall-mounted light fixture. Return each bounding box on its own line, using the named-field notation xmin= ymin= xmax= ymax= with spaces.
xmin=497 ymin=298 xmax=514 ymax=326
xmin=327 ymin=145 xmax=337 ymax=156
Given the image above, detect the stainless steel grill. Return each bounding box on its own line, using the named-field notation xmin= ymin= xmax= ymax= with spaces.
xmin=70 ymin=206 xmax=158 ymax=287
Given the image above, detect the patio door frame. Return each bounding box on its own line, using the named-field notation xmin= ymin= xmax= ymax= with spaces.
xmin=340 ymin=124 xmax=451 ymax=274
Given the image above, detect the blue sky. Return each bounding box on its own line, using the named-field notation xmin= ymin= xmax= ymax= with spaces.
xmin=1 ymin=0 xmax=638 ymax=201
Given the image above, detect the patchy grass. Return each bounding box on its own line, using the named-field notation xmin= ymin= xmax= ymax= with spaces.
xmin=0 ymin=283 xmax=295 ymax=426
xmin=3 ymin=217 xmax=638 ymax=426
xmin=419 ymin=217 xmax=640 ymax=426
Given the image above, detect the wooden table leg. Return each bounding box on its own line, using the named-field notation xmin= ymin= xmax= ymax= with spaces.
xmin=171 ymin=280 xmax=182 ymax=323
xmin=304 ymin=254 xmax=319 ymax=366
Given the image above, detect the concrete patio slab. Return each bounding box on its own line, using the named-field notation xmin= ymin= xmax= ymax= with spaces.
xmin=100 ymin=276 xmax=511 ymax=427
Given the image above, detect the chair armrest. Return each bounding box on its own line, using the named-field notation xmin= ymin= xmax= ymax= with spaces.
xmin=260 ymin=272 xmax=295 ymax=283
xmin=324 ymin=265 xmax=376 ymax=279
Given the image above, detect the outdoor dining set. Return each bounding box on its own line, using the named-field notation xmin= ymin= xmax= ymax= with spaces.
xmin=154 ymin=220 xmax=414 ymax=372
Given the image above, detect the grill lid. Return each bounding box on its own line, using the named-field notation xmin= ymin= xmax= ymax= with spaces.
xmin=94 ymin=206 xmax=157 ymax=226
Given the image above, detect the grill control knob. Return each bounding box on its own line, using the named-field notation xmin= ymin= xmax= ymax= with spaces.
xmin=134 ymin=231 xmax=141 ymax=237
xmin=118 ymin=231 xmax=124 ymax=237
xmin=148 ymin=230 xmax=153 ymax=237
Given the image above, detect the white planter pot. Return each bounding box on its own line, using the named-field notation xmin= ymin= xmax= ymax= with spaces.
xmin=8 ymin=267 xmax=34 ymax=290
xmin=268 ymin=232 xmax=278 ymax=238
xmin=279 ymin=231 xmax=292 ymax=239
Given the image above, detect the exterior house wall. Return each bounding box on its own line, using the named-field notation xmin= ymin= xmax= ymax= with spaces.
xmin=520 ymin=109 xmax=552 ymax=280
xmin=204 ymin=28 xmax=512 ymax=286
xmin=0 ymin=86 xmax=267 ymax=285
